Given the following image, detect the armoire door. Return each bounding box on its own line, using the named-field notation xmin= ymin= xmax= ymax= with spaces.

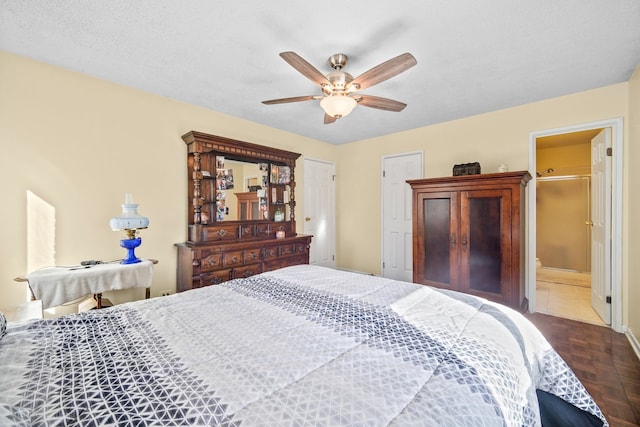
xmin=414 ymin=191 xmax=459 ymax=289
xmin=459 ymin=189 xmax=512 ymax=303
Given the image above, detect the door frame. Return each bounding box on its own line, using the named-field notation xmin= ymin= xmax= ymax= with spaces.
xmin=527 ymin=118 xmax=623 ymax=332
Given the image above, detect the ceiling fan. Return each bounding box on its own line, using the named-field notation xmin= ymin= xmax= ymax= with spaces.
xmin=262 ymin=51 xmax=417 ymax=124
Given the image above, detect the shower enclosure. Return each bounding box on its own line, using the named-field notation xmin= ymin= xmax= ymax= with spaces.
xmin=536 ymin=175 xmax=591 ymax=272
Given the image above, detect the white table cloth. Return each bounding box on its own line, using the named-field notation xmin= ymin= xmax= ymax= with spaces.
xmin=27 ymin=260 xmax=154 ymax=309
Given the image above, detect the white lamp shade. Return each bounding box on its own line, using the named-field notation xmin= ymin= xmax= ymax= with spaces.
xmin=109 ymin=204 xmax=149 ymax=230
xmin=110 ymin=193 xmax=149 ymax=230
xmin=320 ymin=95 xmax=357 ymax=118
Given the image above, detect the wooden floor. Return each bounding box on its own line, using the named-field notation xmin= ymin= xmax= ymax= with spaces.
xmin=527 ymin=313 xmax=640 ymax=426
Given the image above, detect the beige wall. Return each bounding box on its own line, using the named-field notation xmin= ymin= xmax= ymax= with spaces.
xmin=1 ymin=50 xmax=638 ymax=340
xmin=334 ymin=80 xmax=634 ymax=329
xmin=0 ymin=51 xmax=336 ymax=312
xmin=335 ymin=84 xmax=629 ymax=273
xmin=537 ymin=143 xmax=591 ymax=176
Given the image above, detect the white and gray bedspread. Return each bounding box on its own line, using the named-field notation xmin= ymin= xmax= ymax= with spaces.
xmin=0 ymin=265 xmax=606 ymax=426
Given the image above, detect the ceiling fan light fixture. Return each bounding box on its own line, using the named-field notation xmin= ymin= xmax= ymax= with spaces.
xmin=264 ymin=51 xmax=417 ymax=123
xmin=320 ymin=95 xmax=357 ymax=118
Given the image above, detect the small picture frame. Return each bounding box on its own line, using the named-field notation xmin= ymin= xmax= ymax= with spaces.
xmin=270 ymin=165 xmax=279 ymax=184
xmin=278 ymin=166 xmax=291 ymax=184
xmin=224 ymin=169 xmax=234 ymax=189
xmin=269 ymin=165 xmax=291 ymax=184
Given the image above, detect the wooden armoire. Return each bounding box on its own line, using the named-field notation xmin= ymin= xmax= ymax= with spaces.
xmin=408 ymin=171 xmax=531 ymax=310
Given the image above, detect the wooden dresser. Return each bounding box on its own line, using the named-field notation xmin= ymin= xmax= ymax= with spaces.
xmin=176 ymin=131 xmax=312 ymax=292
xmin=408 ymin=171 xmax=531 ymax=310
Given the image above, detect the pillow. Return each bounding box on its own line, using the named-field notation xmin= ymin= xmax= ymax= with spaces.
xmin=536 ymin=389 xmax=604 ymax=427
xmin=0 ymin=311 xmax=6 ymax=340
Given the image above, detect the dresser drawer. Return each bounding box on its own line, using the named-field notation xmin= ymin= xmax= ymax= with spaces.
xmin=200 ymin=224 xmax=239 ymax=242
xmin=293 ymin=242 xmax=308 ymax=255
xmin=264 ymin=245 xmax=280 ymax=261
xmin=255 ymin=223 xmax=270 ymax=238
xmin=199 ymin=270 xmax=232 ymax=287
xmin=223 ymin=250 xmax=244 ymax=267
xmin=233 ymin=263 xmax=263 ymax=279
xmin=244 ymin=248 xmax=262 ymax=264
xmin=279 ymin=244 xmax=295 ymax=256
xmin=199 ymin=252 xmax=223 ymax=272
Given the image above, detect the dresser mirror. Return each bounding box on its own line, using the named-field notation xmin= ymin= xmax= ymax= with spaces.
xmin=206 ymin=159 xmax=290 ymax=222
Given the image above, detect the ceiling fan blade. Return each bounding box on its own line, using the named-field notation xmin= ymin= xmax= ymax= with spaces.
xmin=355 ymin=95 xmax=407 ymax=112
xmin=262 ymin=95 xmax=319 ymax=105
xmin=350 ymin=53 xmax=417 ymax=91
xmin=324 ymin=113 xmax=337 ymax=124
xmin=280 ymin=51 xmax=331 ymax=87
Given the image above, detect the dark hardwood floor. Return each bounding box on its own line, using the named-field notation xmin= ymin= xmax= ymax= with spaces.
xmin=527 ymin=313 xmax=640 ymax=426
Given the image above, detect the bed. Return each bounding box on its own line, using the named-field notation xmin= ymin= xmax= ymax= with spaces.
xmin=0 ymin=265 xmax=606 ymax=426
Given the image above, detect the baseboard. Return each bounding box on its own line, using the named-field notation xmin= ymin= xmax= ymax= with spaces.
xmin=623 ymin=326 xmax=640 ymax=361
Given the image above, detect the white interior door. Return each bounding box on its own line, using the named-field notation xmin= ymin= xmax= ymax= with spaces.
xmin=303 ymin=158 xmax=335 ymax=268
xmin=591 ymin=128 xmax=611 ymax=324
xmin=382 ymin=152 xmax=423 ymax=281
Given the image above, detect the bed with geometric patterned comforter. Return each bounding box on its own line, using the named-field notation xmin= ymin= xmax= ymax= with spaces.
xmin=0 ymin=265 xmax=606 ymax=426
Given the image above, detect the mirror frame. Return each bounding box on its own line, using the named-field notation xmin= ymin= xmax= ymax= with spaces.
xmin=182 ymin=131 xmax=301 ymax=240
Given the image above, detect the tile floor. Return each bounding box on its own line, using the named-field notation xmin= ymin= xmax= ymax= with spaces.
xmin=535 ymin=268 xmax=605 ymax=326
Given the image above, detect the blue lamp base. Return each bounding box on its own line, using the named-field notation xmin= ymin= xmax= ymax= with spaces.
xmin=120 ymin=237 xmax=142 ymax=264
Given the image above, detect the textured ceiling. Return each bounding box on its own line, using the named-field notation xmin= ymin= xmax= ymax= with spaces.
xmin=2 ymin=1 xmax=639 ymax=145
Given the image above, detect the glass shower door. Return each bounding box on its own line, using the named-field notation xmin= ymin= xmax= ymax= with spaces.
xmin=536 ymin=176 xmax=591 ymax=272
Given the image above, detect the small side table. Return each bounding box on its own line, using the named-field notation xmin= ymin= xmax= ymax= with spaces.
xmin=14 ymin=259 xmax=157 ymax=310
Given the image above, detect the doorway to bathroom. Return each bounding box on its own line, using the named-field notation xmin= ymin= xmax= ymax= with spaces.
xmin=529 ymin=118 xmax=623 ymax=332
xmin=534 ymin=128 xmax=606 ymax=326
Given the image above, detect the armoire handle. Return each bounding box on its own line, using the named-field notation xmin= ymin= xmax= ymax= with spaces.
xmin=450 ymin=233 xmax=456 ymax=248
xmin=461 ymin=233 xmax=468 ymax=250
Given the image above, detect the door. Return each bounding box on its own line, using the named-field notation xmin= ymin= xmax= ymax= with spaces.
xmin=460 ymin=189 xmax=512 ymax=304
xmin=382 ymin=152 xmax=423 ymax=281
xmin=536 ymin=177 xmax=591 ymax=272
xmin=303 ymin=158 xmax=336 ymax=268
xmin=591 ymin=129 xmax=611 ymax=324
xmin=414 ymin=191 xmax=460 ymax=289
